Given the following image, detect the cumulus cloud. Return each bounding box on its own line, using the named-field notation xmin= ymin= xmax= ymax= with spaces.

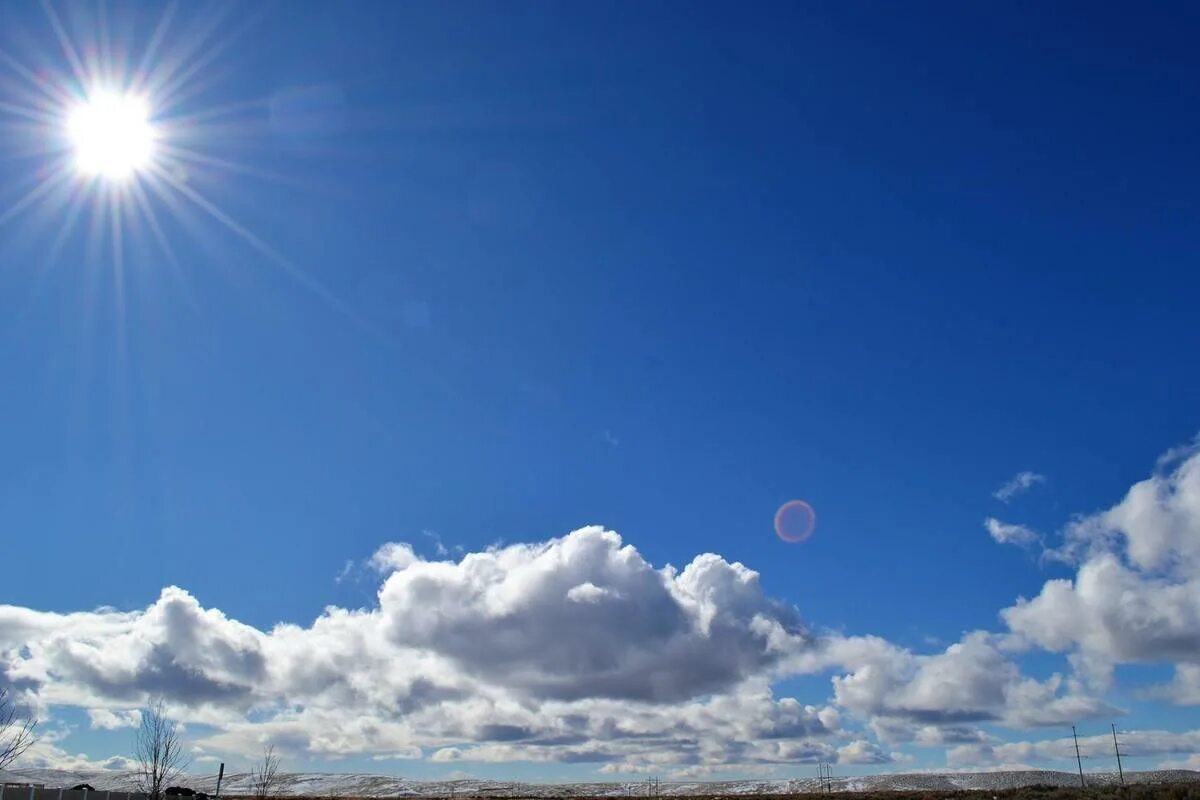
xmin=1054 ymin=444 xmax=1200 ymax=572
xmin=994 ymin=472 xmax=1046 ymax=503
xmin=1002 ymin=448 xmax=1200 ymax=688
xmin=4 ymin=442 xmax=1200 ymax=777
xmin=0 ymin=528 xmax=838 ymax=771
xmin=984 ymin=518 xmax=1039 ymax=547
xmin=375 ymin=529 xmax=809 ymax=703
xmin=818 ymin=632 xmax=1114 ymax=730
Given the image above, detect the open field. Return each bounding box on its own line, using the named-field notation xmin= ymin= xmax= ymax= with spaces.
xmin=8 ymin=771 xmax=1200 ymax=799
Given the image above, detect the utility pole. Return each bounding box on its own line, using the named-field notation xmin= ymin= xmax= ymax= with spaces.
xmin=215 ymin=764 xmax=225 ymax=800
xmin=816 ymin=763 xmax=832 ymax=794
xmin=1111 ymin=724 xmax=1125 ymax=788
xmin=1072 ymin=726 xmax=1086 ymax=789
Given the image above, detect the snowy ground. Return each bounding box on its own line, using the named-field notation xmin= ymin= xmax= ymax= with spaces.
xmin=9 ymin=769 xmax=1200 ymax=797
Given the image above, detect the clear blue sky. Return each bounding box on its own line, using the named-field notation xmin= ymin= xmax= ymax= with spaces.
xmin=1 ymin=0 xmax=1199 ymax=782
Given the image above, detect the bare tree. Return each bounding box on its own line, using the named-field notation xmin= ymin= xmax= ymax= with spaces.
xmin=249 ymin=745 xmax=281 ymax=800
xmin=134 ymin=698 xmax=189 ymax=800
xmin=0 ymin=688 xmax=37 ymax=771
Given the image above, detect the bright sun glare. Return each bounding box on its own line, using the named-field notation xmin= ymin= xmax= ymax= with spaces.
xmin=66 ymin=90 xmax=156 ymax=181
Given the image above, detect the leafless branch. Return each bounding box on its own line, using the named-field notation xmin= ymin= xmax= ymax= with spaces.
xmin=0 ymin=687 xmax=37 ymax=771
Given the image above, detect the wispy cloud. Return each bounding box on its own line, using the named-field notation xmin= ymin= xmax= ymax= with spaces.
xmin=422 ymin=529 xmax=450 ymax=557
xmin=984 ymin=517 xmax=1039 ymax=547
xmin=993 ymin=471 xmax=1045 ymax=502
xmin=334 ymin=559 xmax=355 ymax=584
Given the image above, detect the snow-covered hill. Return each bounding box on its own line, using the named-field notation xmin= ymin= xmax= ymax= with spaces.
xmin=9 ymin=769 xmax=1200 ymax=797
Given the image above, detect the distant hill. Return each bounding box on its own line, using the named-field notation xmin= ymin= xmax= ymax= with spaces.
xmin=9 ymin=769 xmax=1200 ymax=797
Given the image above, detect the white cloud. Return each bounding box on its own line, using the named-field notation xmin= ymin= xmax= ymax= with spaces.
xmin=369 ymin=542 xmax=419 ymax=572
xmin=334 ymin=560 xmax=355 ymax=584
xmin=1004 ymin=553 xmax=1200 ymax=673
xmin=984 ymin=518 xmax=1039 ymax=547
xmin=431 ymin=747 xmax=463 ymax=762
xmin=374 ymin=528 xmax=810 ymax=703
xmin=1042 ymin=443 xmax=1200 ymax=574
xmin=422 ymin=530 xmax=450 ymax=558
xmin=87 ymin=708 xmax=142 ymax=730
xmin=836 ymin=739 xmax=893 ymax=765
xmin=0 ymin=528 xmax=832 ymax=770
xmin=1159 ymin=753 xmax=1200 ymax=769
xmin=995 ymin=444 xmax=1200 ymax=704
xmin=5 ymin=441 xmax=1200 ymax=776
xmin=818 ymin=632 xmax=1114 ymax=730
xmin=565 ymin=582 xmax=616 ymax=604
xmin=994 ymin=472 xmax=1046 ymax=502
xmin=16 ymin=735 xmax=138 ymax=772
xmin=1146 ymin=663 xmax=1200 ymax=706
xmin=954 ymin=729 xmax=1200 ymax=767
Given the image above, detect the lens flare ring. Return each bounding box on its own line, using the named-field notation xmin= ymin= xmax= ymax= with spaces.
xmin=774 ymin=499 xmax=817 ymax=544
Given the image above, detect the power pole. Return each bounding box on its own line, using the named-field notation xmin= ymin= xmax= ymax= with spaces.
xmin=1111 ymin=724 xmax=1125 ymax=788
xmin=816 ymin=763 xmax=832 ymax=794
xmin=215 ymin=764 xmax=225 ymax=800
xmin=1072 ymin=726 xmax=1086 ymax=789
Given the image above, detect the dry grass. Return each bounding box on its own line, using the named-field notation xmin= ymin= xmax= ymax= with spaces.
xmin=242 ymin=786 xmax=1200 ymax=800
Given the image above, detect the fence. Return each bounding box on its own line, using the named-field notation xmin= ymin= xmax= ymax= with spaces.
xmin=0 ymin=789 xmax=148 ymax=800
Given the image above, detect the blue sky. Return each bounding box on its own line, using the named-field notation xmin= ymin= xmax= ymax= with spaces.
xmin=1 ymin=0 xmax=1199 ymax=783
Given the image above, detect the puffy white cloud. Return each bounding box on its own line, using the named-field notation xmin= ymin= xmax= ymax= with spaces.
xmin=984 ymin=518 xmax=1039 ymax=547
xmin=375 ymin=529 xmax=809 ymax=703
xmin=1005 ymin=554 xmax=1200 ymax=671
xmin=995 ymin=445 xmax=1200 ymax=709
xmin=1050 ymin=445 xmax=1200 ymax=572
xmin=994 ymin=472 xmax=1045 ymax=503
xmin=818 ymin=632 xmax=1113 ymax=729
xmin=0 ymin=528 xmax=834 ymax=771
xmin=5 ymin=442 xmax=1200 ymax=779
xmin=1 ymin=587 xmax=266 ymax=714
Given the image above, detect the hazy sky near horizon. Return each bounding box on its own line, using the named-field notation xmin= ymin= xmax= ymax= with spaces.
xmin=2 ymin=0 xmax=1200 ymax=782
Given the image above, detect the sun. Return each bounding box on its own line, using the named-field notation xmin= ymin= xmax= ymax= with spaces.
xmin=66 ymin=90 xmax=157 ymax=181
